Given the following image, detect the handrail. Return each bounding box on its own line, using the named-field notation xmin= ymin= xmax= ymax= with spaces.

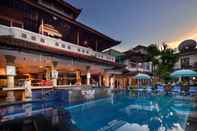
xmin=0 ymin=24 xmax=115 ymax=62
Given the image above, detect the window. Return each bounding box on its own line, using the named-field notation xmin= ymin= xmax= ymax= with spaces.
xmin=43 ymin=32 xmax=48 ymax=36
xmin=61 ymin=44 xmax=65 ymax=48
xmin=21 ymin=33 xmax=27 ymax=38
xmin=67 ymin=46 xmax=71 ymax=49
xmin=147 ymin=64 xmax=150 ymax=70
xmin=0 ymin=18 xmax=10 ymax=26
xmin=55 ymin=42 xmax=59 ymax=46
xmin=12 ymin=21 xmax=23 ymax=28
xmin=31 ymin=36 xmax=36 ymax=40
xmin=40 ymin=38 xmax=45 ymax=43
xmin=181 ymin=57 xmax=190 ymax=68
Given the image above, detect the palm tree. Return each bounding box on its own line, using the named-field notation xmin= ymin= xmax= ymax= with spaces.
xmin=157 ymin=43 xmax=178 ymax=83
xmin=147 ymin=43 xmax=178 ymax=83
xmin=147 ymin=44 xmax=160 ymax=75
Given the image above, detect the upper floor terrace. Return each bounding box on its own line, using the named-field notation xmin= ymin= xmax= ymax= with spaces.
xmin=0 ymin=24 xmax=116 ymax=64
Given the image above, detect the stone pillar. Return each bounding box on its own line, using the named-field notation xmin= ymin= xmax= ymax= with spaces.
xmin=104 ymin=74 xmax=110 ymax=87
xmin=99 ymin=75 xmax=102 ymax=87
xmin=110 ymin=75 xmax=115 ymax=89
xmin=86 ymin=66 xmax=91 ymax=86
xmin=87 ymin=72 xmax=91 ymax=86
xmin=45 ymin=67 xmax=51 ymax=80
xmin=52 ymin=61 xmax=58 ymax=87
xmin=76 ymin=69 xmax=81 ymax=85
xmin=129 ymin=77 xmax=132 ymax=87
xmin=5 ymin=55 xmax=16 ymax=102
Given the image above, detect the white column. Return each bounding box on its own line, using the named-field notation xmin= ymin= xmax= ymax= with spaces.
xmin=110 ymin=76 xmax=115 ymax=89
xmin=45 ymin=67 xmax=51 ymax=80
xmin=76 ymin=70 xmax=81 ymax=85
xmin=5 ymin=55 xmax=16 ymax=102
xmin=6 ymin=76 xmax=15 ymax=101
xmin=52 ymin=70 xmax=58 ymax=87
xmin=99 ymin=75 xmax=102 ymax=87
xmin=52 ymin=61 xmax=58 ymax=87
xmin=129 ymin=77 xmax=132 ymax=86
xmin=104 ymin=73 xmax=110 ymax=87
xmin=87 ymin=72 xmax=91 ymax=86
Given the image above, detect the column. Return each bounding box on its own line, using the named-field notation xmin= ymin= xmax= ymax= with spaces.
xmin=76 ymin=30 xmax=80 ymax=45
xmin=76 ymin=69 xmax=81 ymax=85
xmin=87 ymin=72 xmax=91 ymax=86
xmin=99 ymin=74 xmax=102 ymax=87
xmin=103 ymin=72 xmax=110 ymax=87
xmin=52 ymin=61 xmax=58 ymax=87
xmin=128 ymin=77 xmax=132 ymax=88
xmin=110 ymin=75 xmax=115 ymax=89
xmin=86 ymin=66 xmax=91 ymax=86
xmin=45 ymin=67 xmax=51 ymax=80
xmin=5 ymin=55 xmax=16 ymax=102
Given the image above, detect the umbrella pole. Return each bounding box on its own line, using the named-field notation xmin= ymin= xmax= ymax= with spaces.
xmin=137 ymin=80 xmax=139 ymax=88
xmin=178 ymin=77 xmax=181 ymax=83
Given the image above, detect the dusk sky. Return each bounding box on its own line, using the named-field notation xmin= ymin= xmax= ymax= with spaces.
xmin=68 ymin=0 xmax=197 ymax=51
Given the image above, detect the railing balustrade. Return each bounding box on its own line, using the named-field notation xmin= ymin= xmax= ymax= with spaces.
xmin=0 ymin=24 xmax=115 ymax=62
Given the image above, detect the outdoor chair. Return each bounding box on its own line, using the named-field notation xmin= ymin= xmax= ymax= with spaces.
xmin=171 ymin=86 xmax=181 ymax=94
xmin=156 ymin=85 xmax=164 ymax=92
xmin=189 ymin=86 xmax=197 ymax=95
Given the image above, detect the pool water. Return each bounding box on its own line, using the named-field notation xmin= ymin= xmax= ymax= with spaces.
xmin=0 ymin=89 xmax=197 ymax=131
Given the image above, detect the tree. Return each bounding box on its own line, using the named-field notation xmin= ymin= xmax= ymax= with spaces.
xmin=147 ymin=44 xmax=160 ymax=75
xmin=147 ymin=43 xmax=178 ymax=83
xmin=157 ymin=43 xmax=178 ymax=83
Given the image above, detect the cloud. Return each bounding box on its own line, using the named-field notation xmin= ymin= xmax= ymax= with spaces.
xmin=167 ymin=30 xmax=197 ymax=48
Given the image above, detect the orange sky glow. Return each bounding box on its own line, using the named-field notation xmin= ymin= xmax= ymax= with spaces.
xmin=167 ymin=29 xmax=197 ymax=49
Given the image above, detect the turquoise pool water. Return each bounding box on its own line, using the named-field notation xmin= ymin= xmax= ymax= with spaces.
xmin=0 ymin=90 xmax=197 ymax=131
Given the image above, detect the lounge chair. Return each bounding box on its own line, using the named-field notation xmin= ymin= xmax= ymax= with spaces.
xmin=171 ymin=86 xmax=181 ymax=94
xmin=156 ymin=85 xmax=164 ymax=92
xmin=189 ymin=86 xmax=197 ymax=95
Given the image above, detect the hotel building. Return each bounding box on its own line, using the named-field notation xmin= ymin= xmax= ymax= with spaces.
xmin=105 ymin=46 xmax=153 ymax=87
xmin=0 ymin=0 xmax=123 ymax=101
xmin=174 ymin=39 xmax=197 ymax=71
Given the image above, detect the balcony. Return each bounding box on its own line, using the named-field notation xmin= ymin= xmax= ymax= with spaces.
xmin=0 ymin=24 xmax=115 ymax=63
xmin=126 ymin=66 xmax=152 ymax=73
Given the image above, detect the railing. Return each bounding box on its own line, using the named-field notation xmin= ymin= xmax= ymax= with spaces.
xmin=126 ymin=66 xmax=152 ymax=73
xmin=0 ymin=24 xmax=115 ymax=62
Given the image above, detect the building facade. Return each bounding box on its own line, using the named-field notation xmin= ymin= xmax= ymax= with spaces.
xmin=104 ymin=49 xmax=124 ymax=64
xmin=104 ymin=46 xmax=153 ymax=88
xmin=174 ymin=39 xmax=197 ymax=71
xmin=123 ymin=45 xmax=152 ymax=74
xmin=0 ymin=0 xmax=122 ymax=101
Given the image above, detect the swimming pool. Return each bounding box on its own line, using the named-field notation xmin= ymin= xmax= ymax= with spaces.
xmin=0 ymin=89 xmax=197 ymax=131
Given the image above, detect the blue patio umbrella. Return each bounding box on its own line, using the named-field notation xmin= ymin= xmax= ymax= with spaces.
xmin=170 ymin=69 xmax=197 ymax=78
xmin=135 ymin=73 xmax=151 ymax=80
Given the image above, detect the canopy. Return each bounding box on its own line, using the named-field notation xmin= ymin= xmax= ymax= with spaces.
xmin=170 ymin=69 xmax=197 ymax=78
xmin=135 ymin=73 xmax=151 ymax=80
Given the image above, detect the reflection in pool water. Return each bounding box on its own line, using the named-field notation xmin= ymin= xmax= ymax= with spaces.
xmin=0 ymin=89 xmax=196 ymax=131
